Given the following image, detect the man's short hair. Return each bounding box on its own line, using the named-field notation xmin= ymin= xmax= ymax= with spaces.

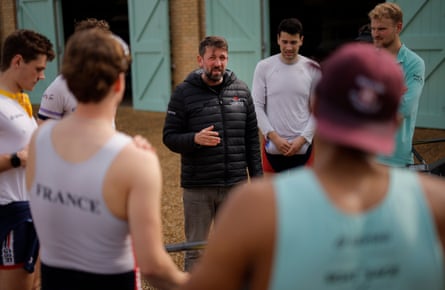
xmin=199 ymin=36 xmax=228 ymax=56
xmin=368 ymin=2 xmax=403 ymax=24
xmin=277 ymin=18 xmax=303 ymax=36
xmin=0 ymin=29 xmax=54 ymax=72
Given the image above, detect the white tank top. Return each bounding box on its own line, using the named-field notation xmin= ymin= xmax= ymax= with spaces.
xmin=29 ymin=121 xmax=135 ymax=274
xmin=0 ymin=95 xmax=37 ymax=204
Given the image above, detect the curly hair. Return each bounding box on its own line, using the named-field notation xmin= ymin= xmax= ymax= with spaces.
xmin=74 ymin=18 xmax=111 ymax=33
xmin=61 ymin=29 xmax=130 ymax=104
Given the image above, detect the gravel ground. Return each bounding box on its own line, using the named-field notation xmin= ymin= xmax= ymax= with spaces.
xmin=31 ymin=104 xmax=445 ymax=289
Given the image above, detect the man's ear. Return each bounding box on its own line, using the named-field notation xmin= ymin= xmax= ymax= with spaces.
xmin=11 ymin=54 xmax=22 ymax=68
xmin=396 ymin=21 xmax=403 ymax=34
xmin=114 ymin=73 xmax=125 ymax=92
xmin=197 ymin=55 xmax=203 ymax=68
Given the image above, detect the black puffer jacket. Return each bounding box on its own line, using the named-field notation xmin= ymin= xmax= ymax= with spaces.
xmin=163 ymin=69 xmax=263 ymax=188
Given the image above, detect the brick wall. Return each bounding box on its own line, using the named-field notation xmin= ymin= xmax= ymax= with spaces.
xmin=169 ymin=0 xmax=205 ymax=88
xmin=0 ymin=0 xmax=17 ymax=55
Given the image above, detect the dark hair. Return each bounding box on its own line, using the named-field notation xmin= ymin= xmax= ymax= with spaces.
xmin=74 ymin=18 xmax=110 ymax=33
xmin=277 ymin=18 xmax=303 ymax=36
xmin=199 ymin=36 xmax=228 ymax=56
xmin=0 ymin=29 xmax=55 ymax=72
xmin=355 ymin=24 xmax=373 ymax=43
xmin=62 ymin=29 xmax=130 ymax=103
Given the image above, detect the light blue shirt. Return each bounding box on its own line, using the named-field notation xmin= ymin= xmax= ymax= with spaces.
xmin=377 ymin=44 xmax=425 ymax=166
xmin=269 ymin=167 xmax=444 ymax=290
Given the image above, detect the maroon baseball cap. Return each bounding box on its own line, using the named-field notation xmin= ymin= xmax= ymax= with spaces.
xmin=314 ymin=42 xmax=405 ymax=155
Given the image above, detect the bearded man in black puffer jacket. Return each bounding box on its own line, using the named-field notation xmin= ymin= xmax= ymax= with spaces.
xmin=163 ymin=35 xmax=263 ymax=272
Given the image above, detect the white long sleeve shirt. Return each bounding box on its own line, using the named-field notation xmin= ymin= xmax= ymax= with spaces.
xmin=251 ymin=54 xmax=320 ymax=143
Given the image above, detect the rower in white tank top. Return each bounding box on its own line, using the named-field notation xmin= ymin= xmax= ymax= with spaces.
xmin=30 ymin=121 xmax=134 ymax=274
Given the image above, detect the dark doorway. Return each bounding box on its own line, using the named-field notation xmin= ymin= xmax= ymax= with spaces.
xmin=269 ymin=0 xmax=383 ymax=62
xmin=60 ymin=0 xmax=132 ymax=104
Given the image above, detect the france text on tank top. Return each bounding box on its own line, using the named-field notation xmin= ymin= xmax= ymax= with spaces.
xmin=29 ymin=121 xmax=135 ymax=274
xmin=270 ymin=168 xmax=444 ymax=290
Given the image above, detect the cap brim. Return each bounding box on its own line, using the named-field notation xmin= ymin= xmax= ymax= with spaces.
xmin=355 ymin=35 xmax=373 ymax=43
xmin=316 ymin=117 xmax=397 ymax=155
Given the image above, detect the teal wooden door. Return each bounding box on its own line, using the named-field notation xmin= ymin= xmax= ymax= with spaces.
xmin=16 ymin=0 xmax=61 ymax=104
xmin=206 ymin=0 xmax=263 ymax=89
xmin=395 ymin=0 xmax=445 ymax=129
xmin=128 ymin=0 xmax=171 ymax=111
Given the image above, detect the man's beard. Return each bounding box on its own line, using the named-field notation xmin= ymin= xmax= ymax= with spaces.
xmin=204 ymin=69 xmax=223 ymax=82
xmin=374 ymin=37 xmax=394 ymax=49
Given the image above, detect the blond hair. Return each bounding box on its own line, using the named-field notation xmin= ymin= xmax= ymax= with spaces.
xmin=368 ymin=2 xmax=403 ymax=24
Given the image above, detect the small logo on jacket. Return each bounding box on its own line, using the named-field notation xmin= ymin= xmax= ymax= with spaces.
xmin=230 ymin=96 xmax=244 ymax=106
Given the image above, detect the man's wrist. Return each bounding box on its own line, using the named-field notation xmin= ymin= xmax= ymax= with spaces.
xmin=266 ymin=131 xmax=275 ymax=140
xmin=10 ymin=152 xmax=21 ymax=168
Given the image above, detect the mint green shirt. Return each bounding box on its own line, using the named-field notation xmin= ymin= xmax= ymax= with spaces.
xmin=270 ymin=168 xmax=444 ymax=289
xmin=377 ymin=44 xmax=425 ymax=166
